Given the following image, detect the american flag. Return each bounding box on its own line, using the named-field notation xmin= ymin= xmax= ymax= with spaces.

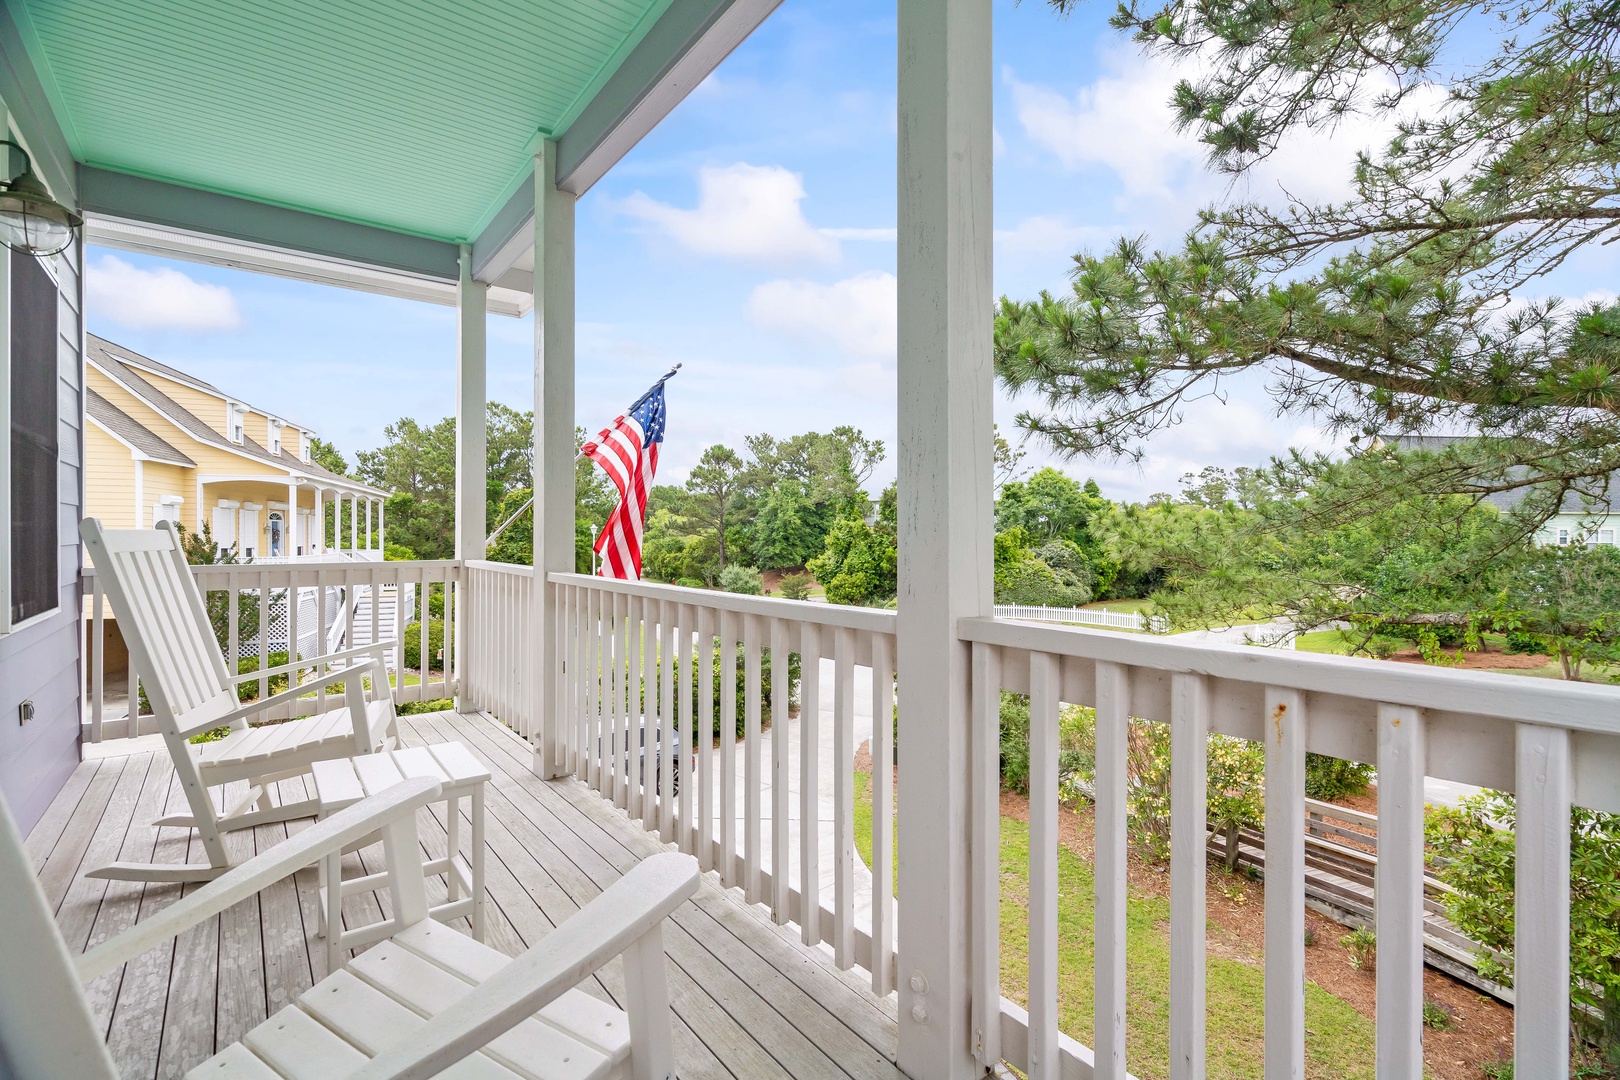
xmin=581 ymin=370 xmax=674 ymax=578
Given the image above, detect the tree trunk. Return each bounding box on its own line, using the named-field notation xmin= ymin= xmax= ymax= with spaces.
xmin=1224 ymin=822 xmax=1241 ymax=871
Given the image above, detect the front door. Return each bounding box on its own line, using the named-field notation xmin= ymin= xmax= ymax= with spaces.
xmin=268 ymin=511 xmax=284 ymax=557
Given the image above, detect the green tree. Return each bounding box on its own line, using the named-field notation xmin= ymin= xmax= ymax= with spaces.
xmin=1492 ymin=544 xmax=1620 ymax=679
xmin=808 ymin=516 xmax=897 ymax=607
xmin=1002 ymin=0 xmax=1620 ymax=548
xmin=686 ymin=445 xmax=745 ymax=570
xmin=356 ymin=417 xmax=457 ymax=558
xmin=750 ymin=479 xmax=823 ymax=570
xmin=306 ymin=436 xmax=348 ymax=477
xmin=719 ymin=564 xmax=764 ymax=595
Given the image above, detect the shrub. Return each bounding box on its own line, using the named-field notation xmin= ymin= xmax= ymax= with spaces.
xmin=995 ymin=554 xmax=1092 ymax=607
xmin=404 ymin=619 xmax=445 ymax=671
xmin=1340 ymin=927 xmax=1376 ymax=970
xmin=808 ymin=517 xmax=896 ymax=606
xmin=234 ymin=651 xmax=292 ymax=702
xmin=1504 ymin=630 xmax=1546 ymax=655
xmin=1422 ymin=997 xmax=1454 ymax=1030
xmin=719 ymin=564 xmax=764 ymax=595
xmin=1304 ymin=753 xmax=1374 ymax=799
xmin=778 ymin=572 xmax=814 ymax=601
xmin=1428 ymin=793 xmax=1620 ymax=1065
xmin=674 ymin=577 xmax=707 ymax=590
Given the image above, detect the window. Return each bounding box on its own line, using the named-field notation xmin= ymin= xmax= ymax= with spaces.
xmin=1601 ymin=529 xmax=1616 ymax=547
xmin=300 ymin=431 xmax=311 ymax=463
xmin=4 ymin=249 xmax=59 ymax=630
xmin=226 ymin=402 xmax=245 ymax=444
xmin=267 ymin=418 xmax=282 ymax=456
xmin=1557 ymin=528 xmax=1571 ymax=546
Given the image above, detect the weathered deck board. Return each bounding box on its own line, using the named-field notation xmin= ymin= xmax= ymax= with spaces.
xmin=31 ymin=710 xmax=899 ymax=1080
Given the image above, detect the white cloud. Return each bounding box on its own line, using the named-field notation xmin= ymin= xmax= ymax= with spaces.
xmin=615 ymin=163 xmax=839 ymax=263
xmin=88 ymin=254 xmax=241 ymax=331
xmin=1007 ymin=50 xmax=1450 ymax=214
xmin=820 ymin=226 xmax=896 ymax=242
xmin=996 ymin=216 xmax=1111 ymax=257
xmin=746 ymin=271 xmax=897 ymax=360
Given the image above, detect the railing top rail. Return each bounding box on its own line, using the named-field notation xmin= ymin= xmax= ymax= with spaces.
xmin=464 ymin=559 xmax=535 ymax=576
xmin=959 ymin=614 xmax=1620 ymax=734
xmin=83 ymin=558 xmax=463 ymax=582
xmin=548 ymin=571 xmax=898 ymax=635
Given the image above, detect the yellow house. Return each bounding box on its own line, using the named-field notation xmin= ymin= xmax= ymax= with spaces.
xmin=84 ymin=334 xmax=389 ymax=560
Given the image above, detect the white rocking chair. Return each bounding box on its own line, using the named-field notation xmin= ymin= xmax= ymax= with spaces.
xmin=81 ymin=517 xmax=400 ymax=882
xmin=0 ymin=777 xmax=697 ymax=1080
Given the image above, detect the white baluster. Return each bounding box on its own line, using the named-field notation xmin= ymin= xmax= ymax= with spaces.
xmin=1376 ymin=703 xmax=1427 ymax=1078
xmin=833 ymin=625 xmax=855 ymax=969
xmin=1028 ymin=651 xmax=1059 ymax=1080
xmin=1094 ymin=660 xmax=1129 ymax=1079
xmin=1170 ymin=672 xmax=1210 ymax=1080
xmin=970 ymin=641 xmax=1001 ymax=1068
xmin=798 ymin=621 xmax=821 ymax=947
xmin=770 ymin=617 xmax=791 ymax=923
xmin=870 ymin=631 xmax=895 ymax=995
xmin=1263 ymin=686 xmax=1307 ymax=1080
xmin=1515 ymin=722 xmax=1571 ymax=1077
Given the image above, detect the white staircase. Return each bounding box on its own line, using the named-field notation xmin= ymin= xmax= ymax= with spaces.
xmin=327 ymin=582 xmax=415 ymax=666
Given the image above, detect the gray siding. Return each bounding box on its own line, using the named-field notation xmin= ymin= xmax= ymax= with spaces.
xmin=0 ymin=239 xmax=83 ymax=835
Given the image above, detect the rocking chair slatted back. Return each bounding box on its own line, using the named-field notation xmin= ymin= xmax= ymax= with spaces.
xmin=80 ymin=520 xmax=237 ymax=735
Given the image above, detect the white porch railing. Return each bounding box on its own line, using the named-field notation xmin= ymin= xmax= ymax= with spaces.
xmin=959 ymin=615 xmax=1620 ymax=1079
xmin=460 ymin=560 xmax=538 ymax=735
xmin=545 ymin=571 xmax=900 ymax=996
xmin=82 ymin=559 xmax=461 ymax=741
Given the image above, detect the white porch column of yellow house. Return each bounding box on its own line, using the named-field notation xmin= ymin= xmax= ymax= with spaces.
xmin=348 ymin=492 xmax=357 ymax=551
xmin=313 ymin=487 xmax=324 ymax=554
xmin=287 ymin=481 xmax=298 ymax=554
xmin=377 ymin=497 xmax=385 ymax=554
xmin=896 ymin=0 xmax=995 ymax=1075
xmin=365 ymin=496 xmax=373 ymax=550
xmin=332 ymin=489 xmax=343 ymax=552
xmin=532 ymin=140 xmax=575 ymax=777
xmin=454 ymin=245 xmax=488 ymax=712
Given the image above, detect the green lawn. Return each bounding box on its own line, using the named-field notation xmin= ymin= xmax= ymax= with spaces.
xmin=853 ymin=773 xmax=1378 ymax=1080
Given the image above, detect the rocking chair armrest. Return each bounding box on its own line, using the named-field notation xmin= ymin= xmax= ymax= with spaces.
xmin=215 ymin=656 xmax=384 ymax=728
xmin=76 ymin=778 xmax=442 ymax=984
xmin=347 ymin=852 xmax=700 ymax=1080
xmin=225 ymin=641 xmax=396 ymax=684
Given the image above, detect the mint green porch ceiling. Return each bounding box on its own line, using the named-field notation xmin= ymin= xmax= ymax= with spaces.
xmin=13 ymin=0 xmax=673 ymax=242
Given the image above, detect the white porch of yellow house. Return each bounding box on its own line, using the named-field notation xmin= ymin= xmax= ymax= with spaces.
xmin=1 ymin=0 xmax=1616 ymax=1077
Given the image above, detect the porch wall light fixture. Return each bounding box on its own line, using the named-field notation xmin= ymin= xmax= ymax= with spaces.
xmin=0 ymin=140 xmax=82 ymax=257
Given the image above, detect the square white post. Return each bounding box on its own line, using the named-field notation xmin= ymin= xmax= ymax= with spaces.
xmin=287 ymin=481 xmax=298 ymax=554
xmin=365 ymin=496 xmax=373 ymax=550
xmin=313 ymin=488 xmax=323 ymax=554
xmin=377 ymin=497 xmax=385 ymax=554
xmin=334 ymin=492 xmax=343 ymax=552
xmin=532 ymin=140 xmax=576 ymax=777
xmin=454 ymin=245 xmax=488 ymax=711
xmin=348 ymin=493 xmax=357 ymax=551
xmin=896 ymin=0 xmax=994 ymax=1074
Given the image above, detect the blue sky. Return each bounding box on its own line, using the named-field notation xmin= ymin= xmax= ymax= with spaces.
xmin=83 ymin=0 xmax=1619 ymax=501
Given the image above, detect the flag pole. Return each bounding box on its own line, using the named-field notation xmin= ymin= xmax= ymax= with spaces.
xmin=483 ymin=365 xmax=680 ymax=550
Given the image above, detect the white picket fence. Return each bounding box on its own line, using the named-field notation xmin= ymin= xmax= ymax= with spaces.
xmin=994 ymin=603 xmax=1166 ymax=633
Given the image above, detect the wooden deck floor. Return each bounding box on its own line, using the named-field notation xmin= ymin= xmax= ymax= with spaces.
xmin=28 ymin=710 xmax=901 ymax=1080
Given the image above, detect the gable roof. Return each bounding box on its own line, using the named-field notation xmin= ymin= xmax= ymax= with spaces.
xmin=1376 ymin=434 xmax=1618 ymax=514
xmin=86 ymin=388 xmax=195 ymax=467
xmin=85 ymin=335 xmax=385 ymax=496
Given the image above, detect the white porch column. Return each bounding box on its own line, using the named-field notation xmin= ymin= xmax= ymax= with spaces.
xmin=365 ymin=496 xmax=373 ymax=550
xmin=532 ymin=140 xmax=576 ymax=777
xmin=348 ymin=493 xmax=357 ymax=552
xmin=378 ymin=498 xmax=385 ymax=554
xmin=896 ymin=0 xmax=995 ymax=1075
xmin=314 ymin=488 xmax=324 ymax=554
xmin=454 ymin=245 xmax=488 ymax=711
xmin=332 ymin=492 xmax=341 ymax=552
xmin=288 ymin=481 xmax=298 ymax=554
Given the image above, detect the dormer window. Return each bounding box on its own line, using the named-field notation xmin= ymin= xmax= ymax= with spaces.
xmin=300 ymin=431 xmax=312 ymax=464
xmin=267 ymin=418 xmax=282 ymax=456
xmin=226 ymin=402 xmax=246 ymax=444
